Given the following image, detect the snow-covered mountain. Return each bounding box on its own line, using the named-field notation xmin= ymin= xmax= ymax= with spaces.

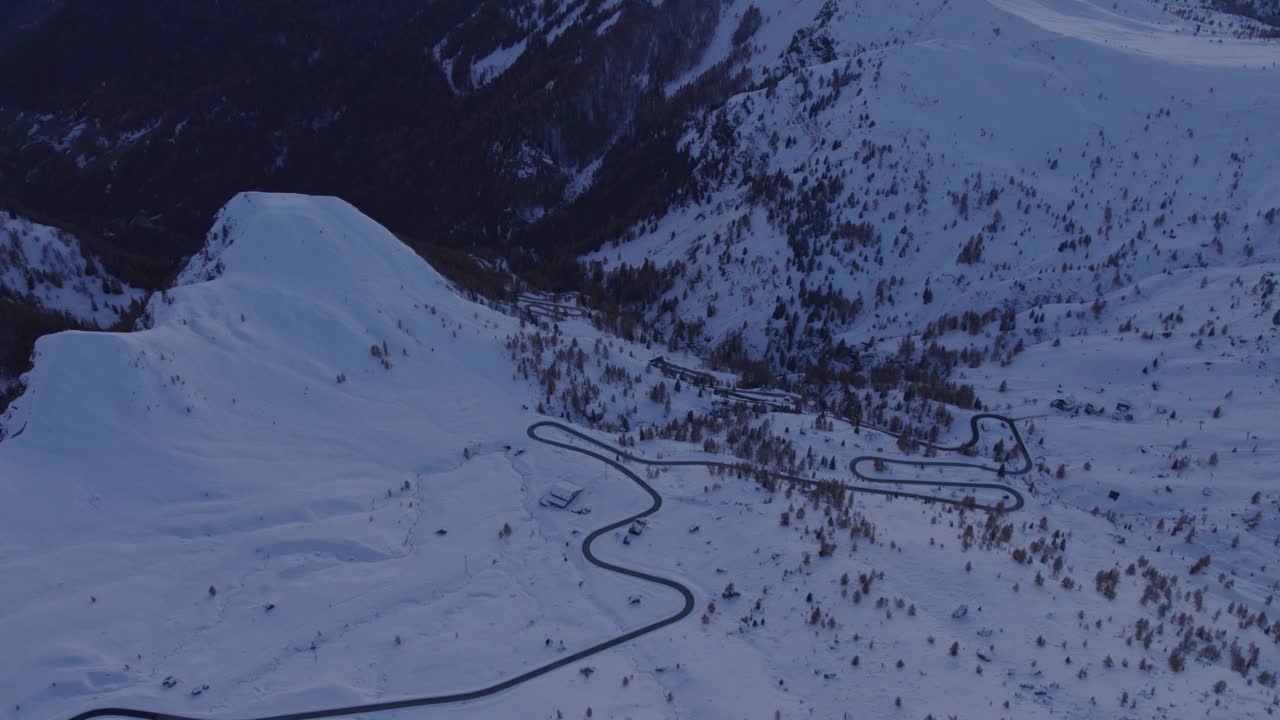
xmin=2 ymin=193 xmax=735 ymax=720
xmin=3 ymin=192 xmax=1278 ymax=720
xmin=591 ymin=0 xmax=1280 ymax=372
xmin=3 ymin=1 xmax=1280 ymax=719
xmin=0 ymin=210 xmax=142 ymax=328
xmin=0 ymin=193 xmax=541 ymax=715
xmin=0 ymin=210 xmax=144 ymax=391
xmin=0 ymin=0 xmax=727 ymax=277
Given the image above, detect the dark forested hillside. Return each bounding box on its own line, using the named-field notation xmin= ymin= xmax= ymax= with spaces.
xmin=0 ymin=0 xmax=730 ymax=290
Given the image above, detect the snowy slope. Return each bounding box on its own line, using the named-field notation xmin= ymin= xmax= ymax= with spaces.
xmin=565 ymin=3 xmax=1280 ymax=713
xmin=0 ymin=210 xmax=143 ymax=327
xmin=2 ymin=191 xmax=1278 ymax=720
xmin=7 ymin=3 xmax=1280 ymax=719
xmin=591 ymin=0 xmax=1280 ymax=365
xmin=1 ymin=193 xmax=788 ymax=720
xmin=0 ymin=194 xmax=640 ymax=719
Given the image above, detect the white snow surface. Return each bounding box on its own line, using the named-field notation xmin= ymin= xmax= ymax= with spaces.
xmin=0 ymin=193 xmax=545 ymax=717
xmin=0 ymin=193 xmax=718 ymax=720
xmin=470 ymin=39 xmax=528 ymax=88
xmin=592 ymin=0 xmax=1280 ymax=359
xmin=0 ymin=210 xmax=143 ymax=327
xmin=992 ymin=0 xmax=1280 ymax=67
xmin=2 ymin=191 xmax=1280 ymax=720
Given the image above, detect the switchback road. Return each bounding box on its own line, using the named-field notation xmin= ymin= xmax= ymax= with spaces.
xmin=66 ymin=409 xmax=1029 ymax=720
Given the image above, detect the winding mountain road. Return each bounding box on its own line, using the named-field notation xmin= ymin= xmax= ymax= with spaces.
xmin=65 ymin=409 xmax=1029 ymax=720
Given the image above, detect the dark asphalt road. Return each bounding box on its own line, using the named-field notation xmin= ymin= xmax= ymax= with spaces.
xmin=64 ymin=405 xmax=1029 ymax=720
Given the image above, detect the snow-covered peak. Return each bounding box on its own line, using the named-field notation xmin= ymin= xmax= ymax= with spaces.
xmin=0 ymin=193 xmax=521 ymax=506
xmin=0 ymin=193 xmax=624 ymax=720
xmin=174 ymin=192 xmax=454 ymax=295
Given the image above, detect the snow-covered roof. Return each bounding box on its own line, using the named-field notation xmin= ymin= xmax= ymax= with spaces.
xmin=540 ymin=481 xmax=584 ymax=508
